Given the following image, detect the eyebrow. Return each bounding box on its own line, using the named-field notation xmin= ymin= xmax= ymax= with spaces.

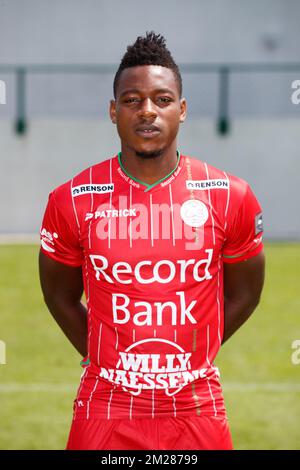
xmin=119 ymin=88 xmax=176 ymax=98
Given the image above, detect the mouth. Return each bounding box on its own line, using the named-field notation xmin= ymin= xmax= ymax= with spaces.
xmin=135 ymin=125 xmax=161 ymax=138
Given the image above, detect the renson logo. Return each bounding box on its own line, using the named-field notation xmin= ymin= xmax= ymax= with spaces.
xmin=186 ymin=179 xmax=229 ymax=190
xmin=72 ymin=184 xmax=114 ymax=197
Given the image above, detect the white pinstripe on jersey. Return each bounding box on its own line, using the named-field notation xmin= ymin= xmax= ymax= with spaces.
xmin=169 ymin=184 xmax=176 ymax=246
xmin=206 ymin=325 xmax=217 ymax=416
xmin=204 ymin=163 xmax=216 ymax=245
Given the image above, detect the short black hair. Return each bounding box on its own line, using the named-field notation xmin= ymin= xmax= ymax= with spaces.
xmin=113 ymin=31 xmax=182 ymax=98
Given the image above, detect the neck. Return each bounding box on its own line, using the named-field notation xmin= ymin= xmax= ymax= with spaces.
xmin=119 ymin=143 xmax=179 ymax=186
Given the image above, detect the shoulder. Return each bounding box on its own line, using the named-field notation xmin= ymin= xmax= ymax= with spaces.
xmin=50 ymin=156 xmax=115 ymax=209
xmin=182 ymin=154 xmax=249 ymax=200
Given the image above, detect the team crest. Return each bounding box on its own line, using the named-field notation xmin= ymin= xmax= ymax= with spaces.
xmin=180 ymin=199 xmax=209 ymax=228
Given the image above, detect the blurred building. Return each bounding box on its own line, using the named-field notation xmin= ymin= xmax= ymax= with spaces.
xmin=0 ymin=0 xmax=299 ymax=238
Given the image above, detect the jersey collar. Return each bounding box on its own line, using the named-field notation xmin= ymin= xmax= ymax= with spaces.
xmin=116 ymin=150 xmax=183 ymax=193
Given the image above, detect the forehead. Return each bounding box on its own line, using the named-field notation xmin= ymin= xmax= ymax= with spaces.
xmin=116 ymin=65 xmax=179 ymax=97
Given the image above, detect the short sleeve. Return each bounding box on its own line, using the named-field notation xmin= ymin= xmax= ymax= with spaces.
xmin=40 ymin=191 xmax=83 ymax=267
xmin=222 ymin=183 xmax=264 ymax=264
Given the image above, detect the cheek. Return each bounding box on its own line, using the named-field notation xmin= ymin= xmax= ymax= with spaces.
xmin=118 ymin=108 xmax=134 ymax=121
xmin=165 ymin=115 xmax=180 ymax=136
xmin=164 ymin=108 xmax=181 ymax=127
xmin=116 ymin=115 xmax=131 ymax=135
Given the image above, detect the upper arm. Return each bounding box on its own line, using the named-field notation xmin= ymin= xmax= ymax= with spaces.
xmin=39 ymin=250 xmax=84 ymax=305
xmin=224 ymin=250 xmax=265 ymax=304
xmin=222 ymin=180 xmax=264 ymax=264
xmin=40 ymin=188 xmax=83 ymax=267
xmin=39 ymin=187 xmax=84 ymax=304
xmin=222 ymin=178 xmax=265 ymax=303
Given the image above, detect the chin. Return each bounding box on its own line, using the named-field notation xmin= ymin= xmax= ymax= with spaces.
xmin=133 ymin=142 xmax=166 ymax=159
xmin=135 ymin=148 xmax=164 ymax=159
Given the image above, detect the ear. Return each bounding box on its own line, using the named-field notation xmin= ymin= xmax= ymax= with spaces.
xmin=110 ymin=100 xmax=117 ymax=124
xmin=179 ymin=98 xmax=187 ymax=123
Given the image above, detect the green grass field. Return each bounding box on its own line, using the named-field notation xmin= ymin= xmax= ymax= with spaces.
xmin=0 ymin=243 xmax=300 ymax=449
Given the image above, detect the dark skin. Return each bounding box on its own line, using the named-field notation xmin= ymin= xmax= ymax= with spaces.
xmin=223 ymin=251 xmax=265 ymax=343
xmin=110 ymin=65 xmax=187 ymax=185
xmin=39 ymin=64 xmax=265 ymax=356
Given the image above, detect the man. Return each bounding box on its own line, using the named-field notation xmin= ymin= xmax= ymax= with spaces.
xmin=39 ymin=32 xmax=265 ymax=450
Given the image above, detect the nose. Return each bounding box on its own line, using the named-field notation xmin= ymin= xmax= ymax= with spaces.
xmin=138 ymin=98 xmax=157 ymax=120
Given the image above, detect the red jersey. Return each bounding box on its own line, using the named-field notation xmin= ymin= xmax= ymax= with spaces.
xmin=40 ymin=153 xmax=263 ymax=420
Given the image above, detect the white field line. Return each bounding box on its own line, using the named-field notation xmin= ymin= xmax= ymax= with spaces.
xmin=0 ymin=382 xmax=300 ymax=393
xmin=223 ymin=382 xmax=300 ymax=392
xmin=0 ymin=234 xmax=39 ymax=244
xmin=0 ymin=383 xmax=76 ymax=393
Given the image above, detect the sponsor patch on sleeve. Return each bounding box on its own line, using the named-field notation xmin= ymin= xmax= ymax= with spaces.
xmin=255 ymin=212 xmax=263 ymax=235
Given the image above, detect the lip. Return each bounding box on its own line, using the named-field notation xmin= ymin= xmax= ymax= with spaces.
xmin=135 ymin=124 xmax=161 ymax=138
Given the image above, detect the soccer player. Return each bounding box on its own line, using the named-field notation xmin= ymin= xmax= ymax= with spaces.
xmin=39 ymin=32 xmax=265 ymax=450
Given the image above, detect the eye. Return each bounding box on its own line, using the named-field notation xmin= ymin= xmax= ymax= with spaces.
xmin=157 ymin=97 xmax=172 ymax=104
xmin=124 ymin=97 xmax=140 ymax=103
